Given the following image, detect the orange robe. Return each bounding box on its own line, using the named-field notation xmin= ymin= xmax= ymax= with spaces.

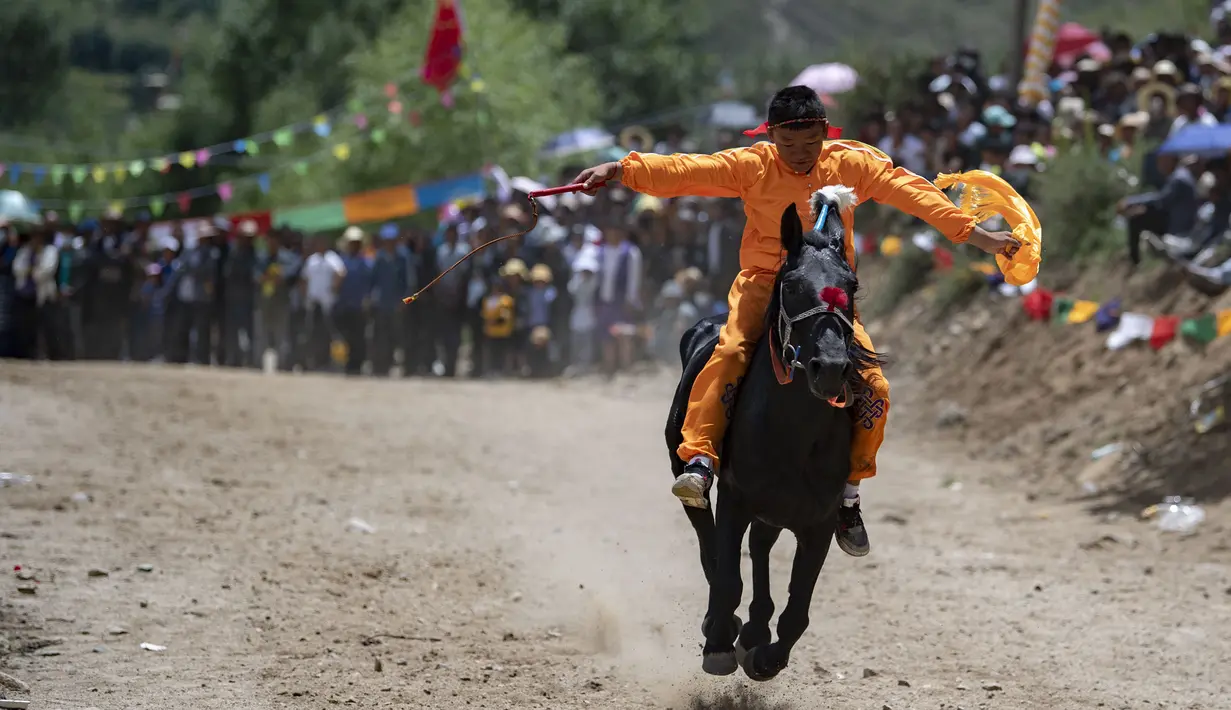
xmin=619 ymin=140 xmax=976 ymax=480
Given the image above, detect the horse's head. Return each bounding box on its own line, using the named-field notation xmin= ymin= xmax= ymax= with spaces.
xmin=774 ymin=185 xmax=870 ymax=402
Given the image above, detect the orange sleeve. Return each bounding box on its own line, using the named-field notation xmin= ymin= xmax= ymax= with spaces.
xmin=837 ymin=143 xmax=976 ymax=244
xmin=619 ymin=147 xmax=765 ymax=199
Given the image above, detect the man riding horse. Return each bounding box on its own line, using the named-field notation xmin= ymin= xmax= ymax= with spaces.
xmin=575 ymin=86 xmax=1021 ymax=556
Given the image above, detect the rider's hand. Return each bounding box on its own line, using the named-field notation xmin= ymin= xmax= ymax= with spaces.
xmin=967 ymin=226 xmax=1022 ymax=259
xmin=573 ymin=162 xmax=622 ymax=195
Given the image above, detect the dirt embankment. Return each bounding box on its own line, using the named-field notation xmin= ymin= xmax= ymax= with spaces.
xmin=868 ymin=257 xmax=1231 ymax=524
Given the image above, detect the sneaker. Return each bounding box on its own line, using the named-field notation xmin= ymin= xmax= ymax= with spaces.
xmin=836 ymin=496 xmax=870 ymax=557
xmin=672 ymin=460 xmax=713 ymax=509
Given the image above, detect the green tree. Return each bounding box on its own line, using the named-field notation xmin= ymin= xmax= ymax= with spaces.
xmin=0 ymin=1 xmax=70 ymax=130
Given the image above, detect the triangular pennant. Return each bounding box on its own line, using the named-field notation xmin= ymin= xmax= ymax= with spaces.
xmin=218 ymin=182 xmax=233 ymax=202
xmin=177 ymin=193 xmax=192 ymax=213
xmin=384 ymin=82 xmax=398 ymax=98
xmin=8 ymin=165 xmax=20 ymax=184
xmin=388 ymin=99 xmax=403 ymax=116
xmin=109 ymin=201 xmax=125 ymax=216
xmin=1180 ymin=313 xmax=1219 ymax=344
xmin=1106 ymin=312 xmax=1153 ymax=350
xmin=113 ymin=164 xmax=128 ymax=183
xmin=91 ymin=165 xmax=107 ymax=183
xmin=233 ymin=139 xmax=247 ymax=153
xmin=179 ymin=151 xmax=196 ymax=168
xmin=153 ymin=157 xmax=171 ymax=173
xmin=313 ymin=115 xmax=332 ymax=137
xmin=354 ymin=113 xmax=368 ymax=130
xmin=370 ymin=128 xmax=387 ymax=144
xmin=257 ymin=173 xmax=271 ymax=194
xmin=470 ymin=78 xmax=486 ymax=93
xmin=245 ymin=139 xmax=260 ymax=156
xmin=129 ymin=160 xmax=146 ymax=177
xmin=32 ymin=167 xmax=46 ymax=186
xmin=347 ymin=97 xmax=365 ymax=113
xmin=149 ymin=196 xmax=166 ymax=217
xmin=273 ymin=129 xmax=294 ymax=147
xmin=195 ymin=149 xmax=211 ymax=166
xmin=332 ymin=143 xmax=351 ymax=161
xmin=1022 ymin=288 xmax=1054 ymax=321
xmin=72 ymin=165 xmax=88 ymax=183
xmin=440 ymin=90 xmax=455 ymax=108
xmin=69 ymin=202 xmax=84 ymax=222
xmin=293 ymin=161 xmax=309 ymax=176
xmin=408 ymin=110 xmax=421 ymax=126
xmin=51 ymin=165 xmax=67 ymax=185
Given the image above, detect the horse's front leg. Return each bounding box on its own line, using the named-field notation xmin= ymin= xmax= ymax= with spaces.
xmin=743 ymin=521 xmax=833 ymax=680
xmin=736 ymin=520 xmax=781 ymax=673
xmin=700 ymin=485 xmax=751 ymax=675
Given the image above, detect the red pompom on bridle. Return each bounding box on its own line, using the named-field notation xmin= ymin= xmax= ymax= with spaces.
xmin=819 ymin=287 xmax=849 ymax=311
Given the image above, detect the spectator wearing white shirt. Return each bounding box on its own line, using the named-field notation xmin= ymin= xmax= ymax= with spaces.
xmin=877 ymin=112 xmax=929 ymax=176
xmin=300 ymin=233 xmax=346 ymax=370
xmin=1171 ymin=83 xmax=1221 ymax=135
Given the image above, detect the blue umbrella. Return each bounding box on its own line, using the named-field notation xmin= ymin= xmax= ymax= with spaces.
xmin=1158 ymin=124 xmax=1231 ymax=158
xmin=540 ymin=127 xmax=615 ymax=159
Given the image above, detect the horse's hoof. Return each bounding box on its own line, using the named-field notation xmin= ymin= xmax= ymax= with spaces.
xmin=737 ymin=642 xmax=780 ymax=682
xmin=702 ymin=650 xmax=738 ymax=676
xmin=700 ymin=614 xmax=742 ymax=638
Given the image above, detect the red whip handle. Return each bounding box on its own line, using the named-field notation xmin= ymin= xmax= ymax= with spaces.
xmin=527 ymin=181 xmax=607 ymax=198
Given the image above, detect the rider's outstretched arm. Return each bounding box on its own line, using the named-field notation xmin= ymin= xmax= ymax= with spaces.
xmin=617 ymin=145 xmax=767 ymax=200
xmin=837 ymin=143 xmax=976 ymax=245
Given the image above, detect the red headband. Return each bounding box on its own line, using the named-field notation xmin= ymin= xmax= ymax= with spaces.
xmin=744 ymin=119 xmax=843 ymax=139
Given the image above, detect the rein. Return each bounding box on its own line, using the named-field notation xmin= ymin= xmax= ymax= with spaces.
xmin=768 ymin=202 xmax=855 ymax=408
xmin=402 ymin=181 xmax=605 ymax=305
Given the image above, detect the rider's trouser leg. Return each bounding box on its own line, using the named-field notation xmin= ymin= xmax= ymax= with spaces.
xmin=848 ymin=318 xmax=889 ymax=482
xmin=677 ymin=268 xmax=776 ymax=464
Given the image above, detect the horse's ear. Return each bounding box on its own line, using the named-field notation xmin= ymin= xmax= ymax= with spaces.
xmin=780 ymin=203 xmax=803 ymax=258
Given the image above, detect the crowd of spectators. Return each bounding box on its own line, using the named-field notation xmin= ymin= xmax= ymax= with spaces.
xmin=7 ymin=15 xmax=1231 ymax=372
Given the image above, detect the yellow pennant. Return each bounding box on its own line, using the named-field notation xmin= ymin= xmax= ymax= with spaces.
xmin=332 ymin=143 xmax=351 ymax=161
xmin=1067 ymin=300 xmax=1100 ymax=324
xmin=179 ymin=151 xmax=196 ymax=168
xmin=91 ymin=165 xmax=107 ymax=183
xmin=1217 ymin=310 xmax=1231 ymax=337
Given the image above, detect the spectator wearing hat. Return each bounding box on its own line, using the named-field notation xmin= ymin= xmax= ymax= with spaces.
xmin=596 ymin=217 xmax=643 ymax=376
xmin=1210 ymin=76 xmax=1231 ymax=121
xmin=133 ymin=262 xmax=169 ymax=361
xmin=301 ymin=233 xmax=346 ymax=371
xmin=370 ymin=223 xmax=408 ymax=377
xmin=255 ymin=228 xmax=301 ymax=372
xmin=1172 ymin=83 xmax=1219 ymax=135
xmin=402 ymin=228 xmax=435 ymax=376
xmin=499 ymin=257 xmax=529 ymax=374
xmin=221 ymin=219 xmax=260 ymax=367
xmin=334 ymin=226 xmax=373 ymax=376
xmin=566 ymin=249 xmax=600 ymax=375
xmin=480 ymin=273 xmax=516 ymax=376
xmin=1118 ymin=152 xmax=1200 ymax=265
xmin=525 ymin=262 xmax=558 ymax=378
xmin=433 ymin=223 xmax=470 ymax=377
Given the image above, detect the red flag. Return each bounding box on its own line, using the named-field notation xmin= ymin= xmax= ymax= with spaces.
xmin=422 ymin=0 xmax=463 ymax=93
xmin=743 ymin=123 xmax=843 ymax=139
xmin=1149 ymin=315 xmax=1180 ymax=350
xmin=1022 ymin=288 xmax=1054 ymax=321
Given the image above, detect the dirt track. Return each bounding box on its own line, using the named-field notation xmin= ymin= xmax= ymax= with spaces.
xmin=2 ymin=362 xmax=1230 ymax=710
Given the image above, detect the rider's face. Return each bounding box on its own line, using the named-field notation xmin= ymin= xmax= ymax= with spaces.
xmin=770 ymin=124 xmax=828 ymax=174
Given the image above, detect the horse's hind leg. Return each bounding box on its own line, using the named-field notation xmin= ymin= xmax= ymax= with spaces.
xmin=742 ymin=522 xmax=832 ymax=681
xmin=701 ymin=488 xmax=751 ymax=676
xmin=736 ymin=520 xmax=780 ymax=671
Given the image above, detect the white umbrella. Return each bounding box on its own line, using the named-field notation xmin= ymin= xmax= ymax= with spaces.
xmin=790 ymin=63 xmax=859 ymax=96
xmin=540 ymin=127 xmax=615 ymax=160
xmin=0 ymin=190 xmax=42 ymax=225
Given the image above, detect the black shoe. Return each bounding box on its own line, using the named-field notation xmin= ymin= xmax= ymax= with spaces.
xmin=672 ymin=461 xmax=713 ymax=509
xmin=836 ymin=496 xmax=870 ymax=557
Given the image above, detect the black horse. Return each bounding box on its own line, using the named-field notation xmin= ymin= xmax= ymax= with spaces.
xmin=665 ymin=185 xmax=883 ymax=681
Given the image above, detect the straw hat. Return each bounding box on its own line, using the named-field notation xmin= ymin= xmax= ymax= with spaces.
xmin=1152 ymin=60 xmax=1180 ymax=81
xmin=1118 ymin=111 xmax=1150 ymax=129
xmin=342 ymin=225 xmax=365 ymax=242
xmin=529 ymin=263 xmax=553 ymax=283
xmin=1137 ymin=80 xmax=1177 ymax=113
xmin=500 ymin=258 xmax=528 ymax=278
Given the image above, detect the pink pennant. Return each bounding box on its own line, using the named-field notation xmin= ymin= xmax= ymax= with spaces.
xmin=440 ymin=90 xmax=455 ymax=108
xmin=408 ymin=110 xmax=422 ymax=126
xmin=384 ymin=82 xmax=398 ymax=98
xmin=388 ymin=100 xmax=403 ymax=116
xmin=218 ymin=182 xmax=233 ymax=202
xmin=195 ymin=149 xmax=211 ymax=165
xmin=354 ymin=113 xmax=368 ymax=130
xmin=177 ymin=193 xmax=192 ymax=213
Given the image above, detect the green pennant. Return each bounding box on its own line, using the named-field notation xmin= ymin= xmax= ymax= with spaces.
xmin=71 ymin=165 xmax=88 ymax=183
xmin=50 ymin=165 xmax=67 ymax=185
xmin=129 ymin=160 xmax=146 ymax=177
xmin=245 ymin=139 xmax=260 ymax=156
xmin=273 ymin=129 xmax=294 ymax=147
xmin=293 ymin=161 xmax=309 ymax=176
xmin=68 ymin=202 xmax=84 ymax=222
xmin=370 ymin=127 xmax=386 ymax=144
xmin=347 ymin=97 xmax=364 ymax=113
xmin=149 ymin=196 xmax=166 ymax=217
xmin=1052 ymin=296 xmax=1075 ymax=324
xmin=1180 ymin=313 xmax=1218 ymax=344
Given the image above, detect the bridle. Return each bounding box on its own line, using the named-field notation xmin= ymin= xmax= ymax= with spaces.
xmin=770 ymin=202 xmax=856 ymax=408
